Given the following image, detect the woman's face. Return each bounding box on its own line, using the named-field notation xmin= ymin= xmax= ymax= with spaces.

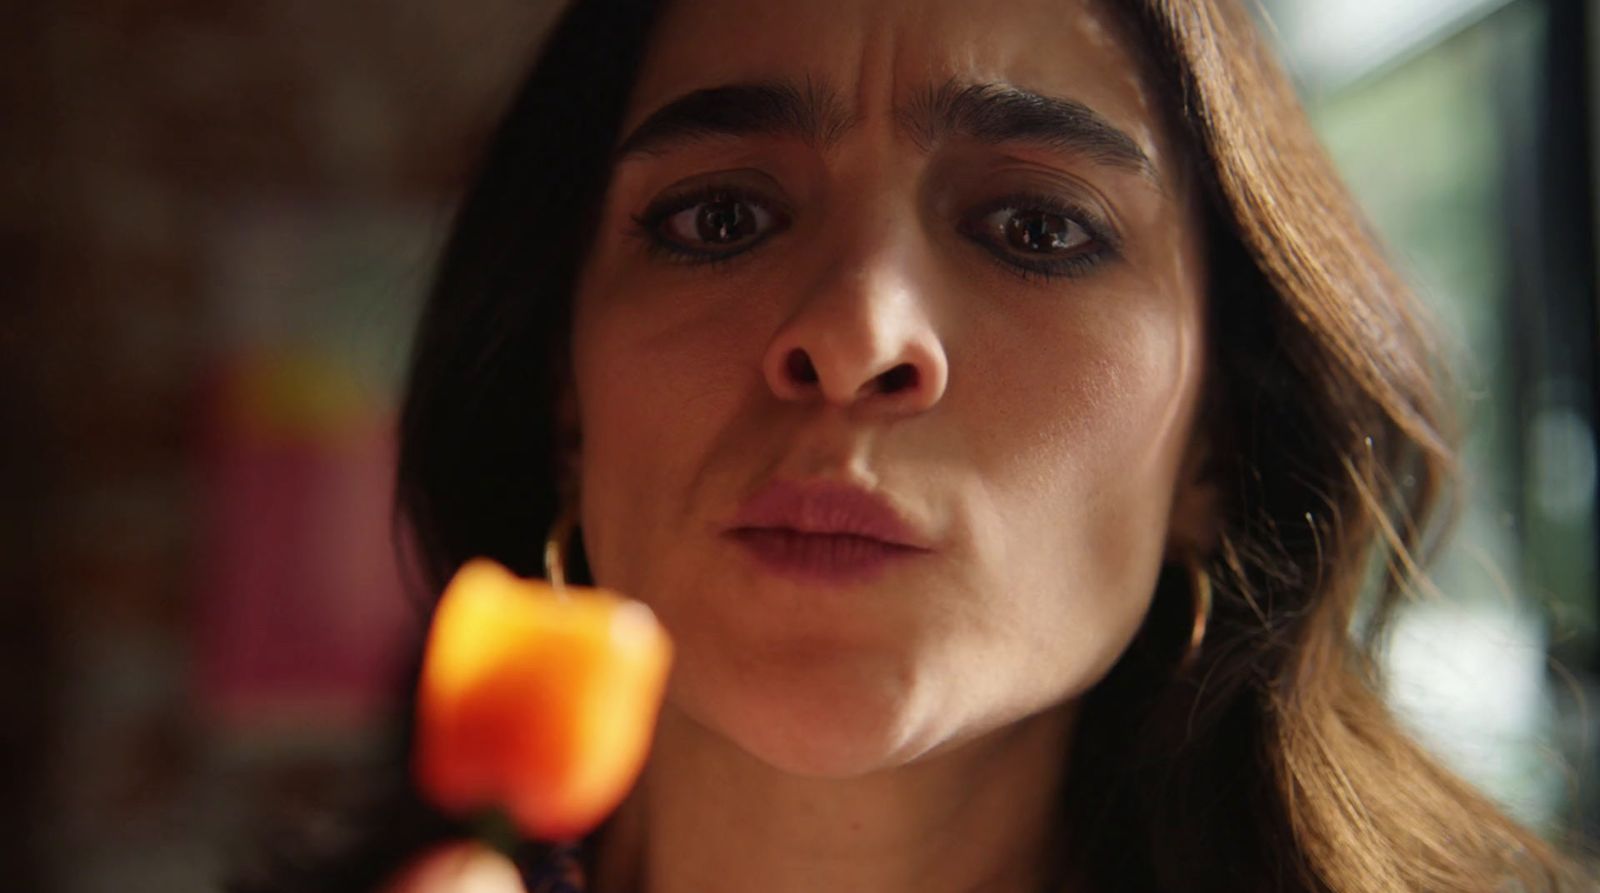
xmin=570 ymin=0 xmax=1212 ymax=776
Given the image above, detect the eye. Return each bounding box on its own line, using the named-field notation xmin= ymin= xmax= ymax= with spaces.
xmin=663 ymin=194 xmax=769 ymax=246
xmin=633 ymin=185 xmax=790 ymax=263
xmin=958 ymin=194 xmax=1118 ymax=282
xmin=996 ymin=208 xmax=1092 ymax=254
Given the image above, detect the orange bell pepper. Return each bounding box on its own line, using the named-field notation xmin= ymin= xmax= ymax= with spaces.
xmin=413 ymin=558 xmax=673 ymax=842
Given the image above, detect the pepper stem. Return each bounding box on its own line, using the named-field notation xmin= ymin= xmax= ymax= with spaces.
xmin=471 ymin=807 xmax=521 ymax=858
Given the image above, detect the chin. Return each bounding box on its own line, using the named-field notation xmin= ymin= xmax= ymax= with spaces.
xmin=675 ymin=645 xmax=943 ymax=779
xmin=727 ymin=707 xmax=918 ymax=779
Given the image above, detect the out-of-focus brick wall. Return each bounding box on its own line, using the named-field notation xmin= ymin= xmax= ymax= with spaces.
xmin=2 ymin=3 xmax=562 ymax=890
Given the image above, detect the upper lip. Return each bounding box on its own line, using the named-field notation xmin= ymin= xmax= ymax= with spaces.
xmin=725 ymin=479 xmax=933 ymax=550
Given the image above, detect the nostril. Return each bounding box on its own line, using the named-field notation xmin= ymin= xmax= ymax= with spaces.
xmin=876 ymin=363 xmax=919 ymax=394
xmin=785 ymin=349 xmax=819 ymax=385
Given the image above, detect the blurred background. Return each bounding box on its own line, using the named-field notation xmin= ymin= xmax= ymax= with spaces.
xmin=1 ymin=0 xmax=1595 ymax=889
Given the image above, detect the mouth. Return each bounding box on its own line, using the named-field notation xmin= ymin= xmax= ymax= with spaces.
xmin=723 ymin=479 xmax=933 ymax=583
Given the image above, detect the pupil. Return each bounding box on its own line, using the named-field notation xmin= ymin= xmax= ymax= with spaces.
xmin=1011 ymin=212 xmax=1067 ymax=252
xmin=697 ymin=200 xmax=749 ymax=243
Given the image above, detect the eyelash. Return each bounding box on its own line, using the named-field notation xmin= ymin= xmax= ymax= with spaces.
xmin=959 ymin=192 xmax=1120 ymax=283
xmin=627 ymin=184 xmax=1119 ymax=283
xmin=628 ymin=184 xmax=784 ymax=272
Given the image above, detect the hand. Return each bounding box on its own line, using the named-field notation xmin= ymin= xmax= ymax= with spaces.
xmin=380 ymin=841 xmax=527 ymax=893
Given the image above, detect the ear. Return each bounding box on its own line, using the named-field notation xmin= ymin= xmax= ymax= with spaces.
xmin=1166 ymin=411 xmax=1223 ymax=560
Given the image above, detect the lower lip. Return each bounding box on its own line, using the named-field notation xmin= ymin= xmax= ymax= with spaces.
xmin=726 ymin=528 xmax=927 ymax=584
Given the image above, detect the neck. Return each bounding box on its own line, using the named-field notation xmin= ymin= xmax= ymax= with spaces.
xmin=592 ymin=702 xmax=1076 ymax=893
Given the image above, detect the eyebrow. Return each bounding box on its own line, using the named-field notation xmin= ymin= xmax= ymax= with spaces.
xmin=616 ymin=77 xmax=853 ymax=157
xmin=614 ymin=76 xmax=1157 ymax=180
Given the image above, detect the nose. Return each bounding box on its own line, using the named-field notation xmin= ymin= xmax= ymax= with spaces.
xmin=761 ymin=238 xmax=950 ymax=417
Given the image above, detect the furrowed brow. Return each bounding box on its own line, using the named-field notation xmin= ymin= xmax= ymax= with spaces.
xmin=897 ymin=79 xmax=1158 ymax=181
xmin=615 ymin=78 xmax=852 ymax=160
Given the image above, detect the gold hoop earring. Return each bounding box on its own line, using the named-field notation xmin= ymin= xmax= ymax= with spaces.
xmin=1180 ymin=558 xmax=1213 ymax=670
xmin=543 ymin=503 xmax=578 ymax=590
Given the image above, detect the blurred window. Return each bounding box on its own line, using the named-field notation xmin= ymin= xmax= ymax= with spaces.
xmin=1264 ymin=0 xmax=1599 ymax=845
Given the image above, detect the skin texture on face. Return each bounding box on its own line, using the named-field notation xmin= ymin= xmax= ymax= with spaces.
xmin=570 ymin=0 xmax=1211 ymax=791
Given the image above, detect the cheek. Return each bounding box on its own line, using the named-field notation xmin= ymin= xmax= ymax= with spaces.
xmin=570 ymin=282 xmax=757 ymax=590
xmin=967 ymin=289 xmax=1197 ymax=514
xmin=957 ymin=289 xmax=1201 ymax=683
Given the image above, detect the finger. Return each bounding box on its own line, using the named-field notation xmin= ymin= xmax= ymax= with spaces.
xmin=380 ymin=840 xmax=526 ymax=893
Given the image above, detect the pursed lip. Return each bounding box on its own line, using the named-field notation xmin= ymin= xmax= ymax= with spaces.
xmin=723 ymin=479 xmax=933 ymax=551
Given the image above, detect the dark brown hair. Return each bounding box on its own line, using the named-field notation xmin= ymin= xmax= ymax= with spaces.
xmin=239 ymin=0 xmax=1594 ymax=890
xmin=1059 ymin=2 xmax=1589 ymax=891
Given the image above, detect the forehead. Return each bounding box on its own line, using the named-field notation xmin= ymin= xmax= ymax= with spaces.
xmin=623 ymin=0 xmax=1174 ymax=173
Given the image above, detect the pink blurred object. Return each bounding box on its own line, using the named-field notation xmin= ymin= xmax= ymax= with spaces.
xmin=194 ymin=350 xmax=422 ymax=732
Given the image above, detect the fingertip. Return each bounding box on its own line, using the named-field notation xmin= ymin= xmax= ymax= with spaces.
xmin=381 ymin=841 xmax=525 ymax=893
